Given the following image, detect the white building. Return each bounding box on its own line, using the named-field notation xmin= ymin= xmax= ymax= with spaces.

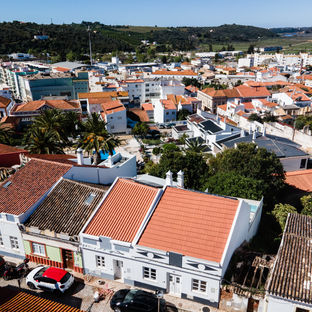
xmin=80 ymin=176 xmax=263 ymax=308
xmin=152 ymin=99 xmax=177 ymax=123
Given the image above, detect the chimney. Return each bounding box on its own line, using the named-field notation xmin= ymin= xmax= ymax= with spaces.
xmin=177 ymin=170 xmax=184 ymax=188
xmin=165 ymin=170 xmax=173 ymax=186
xmin=77 ymin=148 xmax=84 ymax=165
xmin=252 ymin=131 xmax=257 ymax=142
xmin=240 ymin=129 xmax=245 ymax=137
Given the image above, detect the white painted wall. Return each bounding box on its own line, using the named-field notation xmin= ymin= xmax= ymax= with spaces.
xmin=280 ymin=156 xmax=308 ymax=172
xmin=104 ymin=109 xmax=127 ymax=134
xmin=266 ymin=295 xmax=312 ymax=312
xmin=64 ymin=155 xmax=137 ymax=185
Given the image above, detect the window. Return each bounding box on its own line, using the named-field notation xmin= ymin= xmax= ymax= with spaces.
xmin=192 ymin=279 xmax=207 ymax=293
xmin=143 ymin=267 xmax=156 ymax=280
xmin=10 ymin=236 xmax=19 ymax=250
xmin=117 ymin=116 xmax=122 ymax=120
xmin=32 ymin=243 xmax=46 ymax=256
xmin=85 ymin=193 xmax=96 ymax=205
xmin=300 ymin=159 xmax=307 ymax=169
xmin=296 ymin=308 xmax=309 ymax=312
xmin=96 ymin=255 xmax=105 ymax=268
xmin=0 ymin=231 xmax=3 ymax=246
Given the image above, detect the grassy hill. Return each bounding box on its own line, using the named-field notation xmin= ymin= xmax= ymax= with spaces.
xmin=0 ymin=21 xmax=279 ymax=59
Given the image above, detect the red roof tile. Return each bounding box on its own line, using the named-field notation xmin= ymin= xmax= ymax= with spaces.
xmin=142 ymin=103 xmax=154 ymax=111
xmin=285 ymin=169 xmax=312 ymax=192
xmin=0 ymin=287 xmax=83 ymax=312
xmin=0 ymin=159 xmax=72 ymax=215
xmin=129 ymin=108 xmax=150 ymax=122
xmin=235 ymin=85 xmax=270 ymax=98
xmin=138 ymin=187 xmax=239 ymax=262
xmin=14 ymin=100 xmax=80 ymax=112
xmin=0 ymin=144 xmax=27 ymax=155
xmin=0 ymin=96 xmax=11 ymax=109
xmin=153 ymin=70 xmax=197 ymax=76
xmin=84 ymin=179 xmax=159 ymax=242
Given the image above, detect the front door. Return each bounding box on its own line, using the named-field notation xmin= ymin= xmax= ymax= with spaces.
xmin=168 ymin=274 xmax=181 ymax=296
xmin=62 ymin=249 xmax=74 ymax=269
xmin=113 ymin=260 xmax=123 ymax=281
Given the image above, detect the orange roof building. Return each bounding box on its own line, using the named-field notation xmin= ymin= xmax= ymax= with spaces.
xmin=80 ymin=178 xmax=263 ymax=306
xmin=285 ymin=169 xmax=312 ymax=192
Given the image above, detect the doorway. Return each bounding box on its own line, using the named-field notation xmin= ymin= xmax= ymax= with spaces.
xmin=113 ymin=260 xmax=123 ymax=281
xmin=168 ymin=273 xmax=181 ymax=296
xmin=62 ymin=249 xmax=74 ymax=269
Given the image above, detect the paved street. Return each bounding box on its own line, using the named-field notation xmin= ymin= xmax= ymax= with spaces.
xmin=0 ymin=275 xmax=113 ymax=312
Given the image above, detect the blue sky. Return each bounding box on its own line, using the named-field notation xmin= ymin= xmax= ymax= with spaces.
xmin=2 ymin=0 xmax=312 ymax=28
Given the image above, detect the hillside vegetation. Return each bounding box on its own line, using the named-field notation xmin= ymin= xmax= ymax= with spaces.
xmin=0 ymin=21 xmax=278 ymax=59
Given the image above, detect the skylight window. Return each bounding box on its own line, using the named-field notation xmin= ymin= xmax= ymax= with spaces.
xmin=85 ymin=193 xmax=96 ymax=205
xmin=3 ymin=181 xmax=12 ymax=189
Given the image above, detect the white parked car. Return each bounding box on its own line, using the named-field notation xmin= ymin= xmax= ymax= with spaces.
xmin=26 ymin=266 xmax=74 ymax=293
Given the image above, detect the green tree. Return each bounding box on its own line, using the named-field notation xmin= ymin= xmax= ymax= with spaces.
xmin=0 ymin=122 xmax=14 ymax=145
xmin=24 ymin=127 xmax=64 ymax=154
xmin=78 ymin=113 xmax=120 ymax=165
xmin=147 ymin=149 xmax=209 ymax=190
xmin=247 ymin=44 xmax=255 ymax=54
xmin=209 ymin=143 xmax=285 ymax=203
xmin=132 ymin=122 xmax=149 ymax=138
xmin=203 ymin=172 xmax=263 ymax=200
xmin=186 ymin=138 xmax=206 ymax=153
xmin=177 ymin=109 xmax=191 ymax=121
xmin=248 ymin=113 xmax=263 ymax=123
xmin=300 ymin=194 xmax=312 ymax=216
xmin=161 ymin=55 xmax=167 ymax=64
xmin=272 ymin=203 xmax=297 ymax=230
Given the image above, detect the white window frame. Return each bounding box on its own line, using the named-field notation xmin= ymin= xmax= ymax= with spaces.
xmin=0 ymin=231 xmax=3 ymax=246
xmin=143 ymin=267 xmax=156 ymax=280
xmin=96 ymin=255 xmax=105 ymax=268
xmin=192 ymin=279 xmax=207 ymax=293
xmin=32 ymin=242 xmax=46 ymax=256
xmin=9 ymin=236 xmax=19 ymax=250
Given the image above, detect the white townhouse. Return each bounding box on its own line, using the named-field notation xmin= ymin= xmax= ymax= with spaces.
xmin=0 ymin=159 xmax=72 ymax=260
xmin=152 ymin=99 xmax=177 ymax=124
xmin=80 ymin=175 xmax=263 ymax=308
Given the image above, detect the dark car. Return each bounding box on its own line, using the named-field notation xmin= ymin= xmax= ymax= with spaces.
xmin=110 ymin=289 xmax=166 ymax=312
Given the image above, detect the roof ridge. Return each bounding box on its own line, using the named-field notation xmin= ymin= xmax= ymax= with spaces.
xmin=30 ymin=157 xmax=72 ymax=168
xmin=62 ymin=178 xmax=107 ymax=191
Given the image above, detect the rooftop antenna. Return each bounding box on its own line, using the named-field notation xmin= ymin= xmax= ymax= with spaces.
xmin=87 ymin=26 xmax=93 ymax=66
xmin=50 ymin=18 xmax=53 ymax=24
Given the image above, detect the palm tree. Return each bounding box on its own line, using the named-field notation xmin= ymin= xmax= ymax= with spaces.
xmin=0 ymin=122 xmax=14 ymax=145
xmin=78 ymin=113 xmax=120 ymax=165
xmin=186 ymin=138 xmax=207 ymax=153
xmin=33 ymin=109 xmax=68 ymax=144
xmin=24 ymin=127 xmax=65 ymax=154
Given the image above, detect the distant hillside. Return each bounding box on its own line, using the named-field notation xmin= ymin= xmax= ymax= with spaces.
xmin=0 ymin=21 xmax=278 ymax=58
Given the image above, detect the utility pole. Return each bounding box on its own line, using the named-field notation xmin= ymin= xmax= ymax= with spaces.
xmin=87 ymin=26 xmax=93 ymax=66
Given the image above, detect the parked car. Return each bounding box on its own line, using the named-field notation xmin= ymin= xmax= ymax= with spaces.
xmin=110 ymin=289 xmax=166 ymax=312
xmin=26 ymin=266 xmax=74 ymax=293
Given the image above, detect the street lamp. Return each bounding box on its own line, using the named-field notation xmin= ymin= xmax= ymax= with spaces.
xmin=155 ymin=289 xmax=164 ymax=312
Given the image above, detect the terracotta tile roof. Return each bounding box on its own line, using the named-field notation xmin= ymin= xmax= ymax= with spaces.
xmin=245 ymin=80 xmax=290 ymax=87
xmin=0 ymin=159 xmax=72 ymax=215
xmin=0 ymin=144 xmax=27 ymax=155
xmin=153 ymin=70 xmax=197 ymax=76
xmin=54 ymin=67 xmax=70 ymax=72
xmin=84 ymin=178 xmax=159 ymax=242
xmin=142 ymin=103 xmax=154 ymax=111
xmin=0 ymin=287 xmax=83 ymax=312
xmin=243 ymin=102 xmax=255 ymax=110
xmin=201 ymin=88 xmax=226 ymax=98
xmin=223 ymin=88 xmax=241 ymax=98
xmin=285 ymin=169 xmax=312 ymax=192
xmin=185 ymin=85 xmax=199 ymax=93
xmin=188 ymin=114 xmax=205 ymax=124
xmin=25 ymin=179 xmax=107 ymax=236
xmin=258 ymin=99 xmax=278 ymax=108
xmin=129 ymin=108 xmax=150 ymax=122
xmin=267 ymin=213 xmax=312 ymax=304
xmin=161 ymin=99 xmax=176 ymax=110
xmin=29 ymin=154 xmax=77 ymax=165
xmin=78 ymin=91 xmax=128 ymax=99
xmin=138 ymin=187 xmax=239 ymax=262
xmin=0 ymin=96 xmax=11 ymax=108
xmin=101 ymin=100 xmax=125 ymax=115
xmin=14 ymin=100 xmax=80 ymax=112
xmin=218 ymin=104 xmax=227 ymax=111
xmin=286 ymin=91 xmax=311 ymax=102
xmin=235 ymin=85 xmax=270 ymax=98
